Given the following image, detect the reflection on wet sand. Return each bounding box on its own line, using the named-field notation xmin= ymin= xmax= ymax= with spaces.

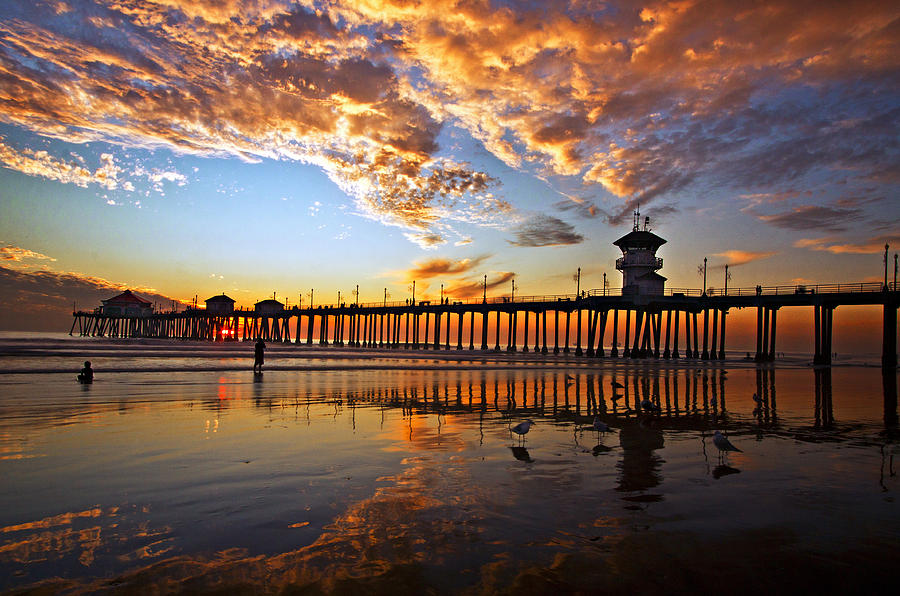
xmin=2 ymin=365 xmax=899 ymax=594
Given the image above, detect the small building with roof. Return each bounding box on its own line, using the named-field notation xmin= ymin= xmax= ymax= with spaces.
xmin=614 ymin=210 xmax=667 ymax=296
xmin=101 ymin=290 xmax=153 ymax=316
xmin=254 ymin=298 xmax=284 ymax=316
xmin=205 ymin=294 xmax=235 ymax=315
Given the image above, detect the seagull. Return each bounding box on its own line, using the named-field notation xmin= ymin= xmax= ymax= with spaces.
xmin=611 ymin=380 xmax=625 ymax=389
xmin=713 ymin=431 xmax=741 ymax=458
xmin=591 ymin=416 xmax=611 ymax=434
xmin=565 ymin=375 xmax=576 ymax=387
xmin=511 ymin=419 xmax=534 ymax=443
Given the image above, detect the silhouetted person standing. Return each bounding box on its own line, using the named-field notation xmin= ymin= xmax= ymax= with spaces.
xmin=253 ymin=339 xmax=266 ymax=373
xmin=78 ymin=360 xmax=93 ymax=383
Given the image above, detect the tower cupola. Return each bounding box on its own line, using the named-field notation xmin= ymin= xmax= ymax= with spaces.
xmin=613 ymin=209 xmax=666 ymax=295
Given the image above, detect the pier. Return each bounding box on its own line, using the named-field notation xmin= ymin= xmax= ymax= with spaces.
xmin=71 ymin=282 xmax=900 ymax=368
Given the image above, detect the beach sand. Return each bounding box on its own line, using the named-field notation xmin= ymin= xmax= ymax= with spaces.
xmin=1 ymin=335 xmax=898 ymax=593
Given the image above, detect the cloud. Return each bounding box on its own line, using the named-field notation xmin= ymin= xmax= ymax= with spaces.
xmin=754 ymin=205 xmax=865 ymax=232
xmin=0 ymin=244 xmax=56 ymax=265
xmin=444 ymin=272 xmax=516 ymax=300
xmin=0 ymin=140 xmax=125 ymax=190
xmin=404 ymin=255 xmax=491 ymax=280
xmin=0 ymin=0 xmax=897 ymax=236
xmin=712 ymin=249 xmax=777 ymax=267
xmin=0 ymin=263 xmax=180 ymax=331
xmin=795 ymin=235 xmax=896 ymax=254
xmin=509 ymin=215 xmax=583 ymax=247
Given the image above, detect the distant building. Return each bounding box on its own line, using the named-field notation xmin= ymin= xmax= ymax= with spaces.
xmin=101 ymin=290 xmax=153 ymax=316
xmin=205 ymin=294 xmax=235 ymax=315
xmin=254 ymin=298 xmax=284 ymax=315
xmin=614 ymin=210 xmax=666 ymax=296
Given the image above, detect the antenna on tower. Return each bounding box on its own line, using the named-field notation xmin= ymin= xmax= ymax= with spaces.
xmin=633 ymin=205 xmax=641 ymax=231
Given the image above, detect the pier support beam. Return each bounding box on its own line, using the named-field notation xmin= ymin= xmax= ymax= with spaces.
xmin=611 ymin=310 xmax=619 ymax=357
xmin=884 ymin=303 xmax=898 ymax=368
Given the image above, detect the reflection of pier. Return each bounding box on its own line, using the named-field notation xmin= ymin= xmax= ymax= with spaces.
xmin=71 ymin=282 xmax=899 ymax=367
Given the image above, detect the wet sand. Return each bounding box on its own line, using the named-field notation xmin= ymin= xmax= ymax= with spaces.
xmin=1 ymin=337 xmax=898 ymax=594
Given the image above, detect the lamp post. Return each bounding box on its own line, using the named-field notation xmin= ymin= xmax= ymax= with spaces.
xmin=308 ymin=289 xmax=314 ymax=309
xmin=483 ymin=274 xmax=487 ymax=303
xmin=885 ymin=244 xmax=890 ymax=289
xmin=724 ymin=264 xmax=732 ymax=296
xmin=337 ymin=290 xmax=341 ymax=306
xmin=353 ymin=284 xmax=359 ymax=306
xmin=384 ymin=287 xmax=389 ymax=307
xmin=698 ymin=258 xmax=707 ymax=295
xmin=440 ymin=283 xmax=443 ymax=304
xmin=410 ymin=280 xmax=415 ymax=305
xmin=511 ymin=277 xmax=516 ymax=301
xmin=603 ymin=272 xmax=607 ymax=296
xmin=574 ymin=267 xmax=581 ymax=297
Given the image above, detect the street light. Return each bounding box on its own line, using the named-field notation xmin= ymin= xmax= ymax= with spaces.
xmin=698 ymin=257 xmax=707 ymax=295
xmin=573 ymin=267 xmax=581 ymax=297
xmin=885 ymin=244 xmax=890 ymax=289
xmin=724 ymin=264 xmax=732 ymax=295
xmin=384 ymin=287 xmax=390 ymax=307
xmin=511 ymin=277 xmax=516 ymax=301
xmin=483 ymin=274 xmax=487 ymax=303
xmin=409 ymin=280 xmax=415 ymax=305
xmin=308 ymin=289 xmax=314 ymax=309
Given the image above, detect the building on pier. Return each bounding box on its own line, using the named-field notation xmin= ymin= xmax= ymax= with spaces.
xmin=614 ymin=210 xmax=666 ymax=296
xmin=205 ymin=294 xmax=235 ymax=315
xmin=100 ymin=290 xmax=152 ymax=317
xmin=254 ymin=298 xmax=284 ymax=315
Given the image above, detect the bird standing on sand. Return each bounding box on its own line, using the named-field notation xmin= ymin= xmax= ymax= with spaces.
xmin=713 ymin=431 xmax=741 ymax=459
xmin=592 ymin=416 xmax=611 ymax=434
xmin=511 ymin=419 xmax=534 ymax=443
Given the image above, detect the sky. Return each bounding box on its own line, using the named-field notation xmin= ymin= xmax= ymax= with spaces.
xmin=0 ymin=0 xmax=898 ymax=342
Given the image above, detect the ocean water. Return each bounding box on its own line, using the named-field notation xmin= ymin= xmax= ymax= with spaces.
xmin=1 ymin=334 xmax=898 ymax=594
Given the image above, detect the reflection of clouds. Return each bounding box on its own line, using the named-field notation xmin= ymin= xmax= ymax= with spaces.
xmin=0 ymin=505 xmax=172 ymax=570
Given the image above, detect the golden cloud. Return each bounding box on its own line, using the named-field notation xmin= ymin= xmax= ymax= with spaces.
xmin=712 ymin=249 xmax=777 ymax=267
xmin=444 ymin=272 xmax=515 ymax=299
xmin=0 ymin=245 xmax=56 ymax=264
xmin=794 ymin=235 xmax=896 ymax=254
xmin=0 ymin=0 xmax=897 ymax=236
xmin=404 ymin=255 xmax=491 ymax=280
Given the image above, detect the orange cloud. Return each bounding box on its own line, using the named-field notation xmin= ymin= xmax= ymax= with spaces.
xmin=0 ymin=245 xmax=56 ymax=264
xmin=405 ymin=256 xmax=491 ymax=280
xmin=444 ymin=272 xmax=515 ymax=299
xmin=794 ymin=235 xmax=896 ymax=254
xmin=712 ymin=249 xmax=777 ymax=267
xmin=0 ymin=0 xmax=896 ymax=238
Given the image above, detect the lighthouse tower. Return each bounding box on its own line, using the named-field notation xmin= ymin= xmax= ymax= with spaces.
xmin=614 ymin=210 xmax=666 ymax=295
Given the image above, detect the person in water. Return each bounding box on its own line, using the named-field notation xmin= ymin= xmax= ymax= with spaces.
xmin=253 ymin=339 xmax=266 ymax=373
xmin=78 ymin=360 xmax=94 ymax=383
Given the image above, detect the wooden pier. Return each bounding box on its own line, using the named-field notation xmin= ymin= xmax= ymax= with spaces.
xmin=71 ymin=282 xmax=899 ymax=367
